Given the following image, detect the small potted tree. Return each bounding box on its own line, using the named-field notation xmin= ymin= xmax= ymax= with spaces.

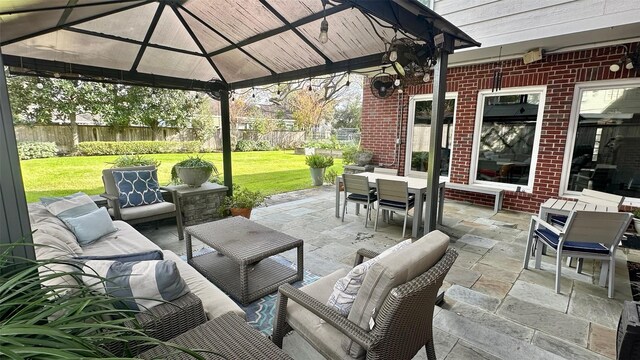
xmin=633 ymin=209 xmax=640 ymax=234
xmin=171 ymin=156 xmax=218 ymax=187
xmin=219 ymin=185 xmax=266 ymax=219
xmin=305 ymin=154 xmax=334 ymax=186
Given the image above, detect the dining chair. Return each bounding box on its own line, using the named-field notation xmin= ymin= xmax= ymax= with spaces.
xmin=374 ymin=167 xmax=397 ymax=175
xmin=523 ymin=210 xmax=633 ymax=298
xmin=374 ymin=179 xmax=415 ymax=238
xmin=342 ymin=174 xmax=377 ymax=228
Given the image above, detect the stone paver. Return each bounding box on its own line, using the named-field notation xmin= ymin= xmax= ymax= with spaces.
xmin=588 ymin=323 xmax=617 ymax=359
xmin=449 ymin=302 xmax=535 ymax=342
xmin=532 ymin=332 xmax=608 ymax=360
xmin=472 ymin=276 xmax=513 ymax=299
xmin=445 ymin=266 xmax=481 ymax=288
xmin=568 ymin=291 xmax=624 ymax=330
xmin=471 ymin=263 xmax=519 ymax=283
xmin=508 ymin=280 xmax=570 ymax=313
xmin=444 ymin=341 xmax=501 ymax=360
xmin=457 ymin=234 xmax=498 ymax=249
xmin=497 ymin=297 xmax=590 ymax=347
xmin=445 ymin=284 xmax=501 ymax=312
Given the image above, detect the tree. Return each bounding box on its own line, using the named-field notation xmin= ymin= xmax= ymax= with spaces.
xmin=333 ymin=94 xmax=362 ymax=129
xmin=289 ymin=90 xmax=336 ymax=132
xmin=7 ymin=76 xmax=106 ymax=147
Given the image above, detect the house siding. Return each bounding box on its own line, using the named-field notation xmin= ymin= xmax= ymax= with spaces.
xmin=361 ymin=43 xmax=640 ymax=213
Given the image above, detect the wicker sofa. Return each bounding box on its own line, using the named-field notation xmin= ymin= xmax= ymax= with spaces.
xmin=28 ymin=203 xmax=245 ymax=342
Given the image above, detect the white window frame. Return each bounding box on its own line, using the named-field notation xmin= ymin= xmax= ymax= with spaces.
xmin=469 ymin=86 xmax=547 ymax=193
xmin=559 ymin=78 xmax=640 ymax=206
xmin=405 ymin=92 xmax=458 ymax=180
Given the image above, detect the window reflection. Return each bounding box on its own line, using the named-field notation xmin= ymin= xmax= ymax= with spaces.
xmin=409 ymin=98 xmax=455 ymax=175
xmin=568 ymin=87 xmax=640 ymax=198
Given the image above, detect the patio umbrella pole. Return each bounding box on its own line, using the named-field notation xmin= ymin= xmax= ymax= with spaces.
xmin=220 ymin=89 xmax=233 ymax=195
xmin=0 ymin=50 xmax=36 ymax=264
xmin=425 ymin=34 xmax=454 ymax=234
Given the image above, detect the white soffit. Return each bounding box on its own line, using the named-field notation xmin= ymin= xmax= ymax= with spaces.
xmin=149 ymin=7 xmax=200 ymax=53
xmin=137 ymin=47 xmax=218 ymax=81
xmin=74 ymin=2 xmax=157 ymax=42
xmin=183 ymin=0 xmax=284 ymax=44
xmin=3 ymin=30 xmax=140 ymax=70
xmin=211 ymin=48 xmax=271 ymax=83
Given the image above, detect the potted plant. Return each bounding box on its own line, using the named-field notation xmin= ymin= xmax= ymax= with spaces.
xmin=305 ymin=154 xmax=334 ymax=186
xmin=110 ymin=154 xmax=161 ymax=168
xmin=171 ymin=156 xmax=218 ymax=187
xmin=219 ymin=185 xmax=266 ymax=219
xmin=633 ymin=209 xmax=640 ymax=234
xmin=354 ymin=150 xmax=373 ymax=166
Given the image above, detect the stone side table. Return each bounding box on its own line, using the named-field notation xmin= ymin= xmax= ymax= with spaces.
xmin=165 ymin=182 xmax=228 ymax=226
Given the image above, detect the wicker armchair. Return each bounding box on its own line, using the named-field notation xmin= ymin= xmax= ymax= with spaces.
xmin=101 ymin=166 xmax=184 ymax=240
xmin=272 ymin=231 xmax=457 ymax=360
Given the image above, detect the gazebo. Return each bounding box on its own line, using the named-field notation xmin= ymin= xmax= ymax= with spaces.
xmin=0 ymin=0 xmax=478 ymax=259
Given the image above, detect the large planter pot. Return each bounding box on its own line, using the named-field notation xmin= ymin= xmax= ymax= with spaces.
xmin=231 ymin=207 xmax=252 ymax=219
xmin=176 ymin=166 xmax=212 ymax=187
xmin=634 ymin=218 xmax=640 ymax=234
xmin=309 ymin=167 xmax=326 ymax=186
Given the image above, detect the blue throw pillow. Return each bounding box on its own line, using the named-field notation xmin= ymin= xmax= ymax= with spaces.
xmin=65 ymin=207 xmax=118 ymax=246
xmin=80 ymin=259 xmax=190 ymax=311
xmin=73 ymin=250 xmax=164 ymax=262
xmin=112 ymin=170 xmax=164 ymax=208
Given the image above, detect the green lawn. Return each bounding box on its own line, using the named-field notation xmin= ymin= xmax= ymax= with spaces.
xmin=20 ymin=151 xmax=343 ymax=203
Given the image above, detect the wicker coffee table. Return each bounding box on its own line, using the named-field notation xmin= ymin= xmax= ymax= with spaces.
xmin=185 ymin=216 xmax=303 ymax=306
xmin=140 ymin=312 xmax=292 ymax=359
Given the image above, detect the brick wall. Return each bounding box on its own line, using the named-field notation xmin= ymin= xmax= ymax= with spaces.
xmin=361 ymin=43 xmax=640 ymax=213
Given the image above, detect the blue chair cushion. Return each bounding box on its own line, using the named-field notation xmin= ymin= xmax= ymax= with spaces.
xmin=550 ymin=215 xmax=567 ymax=227
xmin=534 ymin=228 xmax=609 ymax=254
xmin=347 ymin=193 xmax=377 ymax=202
xmin=112 ymin=170 xmax=164 ymax=208
xmin=379 ymin=196 xmax=415 ymax=210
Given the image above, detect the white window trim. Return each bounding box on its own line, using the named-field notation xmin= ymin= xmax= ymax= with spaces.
xmin=559 ymin=78 xmax=640 ymax=207
xmin=469 ymin=86 xmax=547 ymax=193
xmin=405 ymin=92 xmax=458 ymax=180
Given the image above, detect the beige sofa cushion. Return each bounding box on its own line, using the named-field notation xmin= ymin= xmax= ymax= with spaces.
xmin=29 ymin=203 xmax=83 ymax=256
xmin=344 ymin=230 xmax=450 ymax=357
xmin=287 ymin=268 xmax=353 ymax=360
xmin=80 ymin=221 xmax=161 ymax=255
xmin=107 ymin=201 xmax=176 ymax=221
xmin=163 ymin=250 xmax=245 ymax=320
xmin=32 ymin=232 xmax=82 ymax=290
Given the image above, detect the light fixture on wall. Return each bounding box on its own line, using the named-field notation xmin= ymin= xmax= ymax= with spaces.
xmin=609 ymin=45 xmax=639 ymax=72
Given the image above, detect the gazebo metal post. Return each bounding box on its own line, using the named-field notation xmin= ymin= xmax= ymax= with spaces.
xmin=220 ymin=89 xmax=233 ymax=195
xmin=0 ymin=50 xmax=35 ymax=264
xmin=425 ymin=34 xmax=455 ymax=233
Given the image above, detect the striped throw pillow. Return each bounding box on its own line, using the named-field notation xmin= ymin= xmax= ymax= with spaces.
xmin=41 ymin=192 xmax=98 ymax=222
xmin=80 ymin=259 xmax=190 ymax=311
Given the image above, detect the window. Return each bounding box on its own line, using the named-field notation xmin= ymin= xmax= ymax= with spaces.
xmin=561 ymin=81 xmax=640 ymax=203
xmin=405 ymin=94 xmax=456 ymax=178
xmin=471 ymin=87 xmax=546 ymax=191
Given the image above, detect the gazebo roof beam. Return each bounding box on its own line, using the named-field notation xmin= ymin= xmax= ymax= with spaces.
xmin=0 ymin=0 xmax=155 ymax=46
xmin=170 ymin=4 xmax=226 ymax=83
xmin=57 ymin=0 xmax=79 ymax=27
xmin=178 ymin=4 xmax=276 ymax=76
xmin=0 ymin=0 xmax=144 ymax=16
xmin=207 ymin=2 xmax=350 ymax=58
xmin=3 ymin=54 xmax=226 ymax=92
xmin=130 ymin=2 xmax=165 ymax=72
xmin=65 ymin=27 xmax=204 ymax=57
xmin=259 ymin=0 xmax=332 ymax=64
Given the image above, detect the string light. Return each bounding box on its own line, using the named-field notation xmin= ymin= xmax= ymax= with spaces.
xmin=319 ymin=2 xmax=328 ymax=44
xmin=346 ymin=72 xmax=351 ymax=87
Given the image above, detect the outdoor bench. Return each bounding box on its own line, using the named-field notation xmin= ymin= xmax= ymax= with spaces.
xmin=445 ymin=182 xmax=505 ymax=214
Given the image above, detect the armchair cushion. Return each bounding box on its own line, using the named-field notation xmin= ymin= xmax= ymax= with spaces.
xmin=287 ymin=268 xmax=354 ymax=360
xmin=344 ymin=230 xmax=450 ymax=357
xmin=80 ymin=259 xmax=190 ymax=311
xmin=534 ymin=228 xmax=609 ymax=254
xmin=326 ymin=240 xmax=410 ymax=316
xmin=108 ymin=201 xmax=176 ymax=221
xmin=112 ymin=170 xmax=164 ymax=208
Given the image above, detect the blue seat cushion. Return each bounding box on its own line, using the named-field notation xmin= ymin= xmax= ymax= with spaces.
xmin=550 ymin=215 xmax=567 ymax=227
xmin=347 ymin=193 xmax=377 ymax=202
xmin=534 ymin=228 xmax=609 ymax=254
xmin=379 ymin=196 xmax=415 ymax=210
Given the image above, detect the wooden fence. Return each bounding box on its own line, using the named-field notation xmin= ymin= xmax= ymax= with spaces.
xmin=14 ymin=124 xmax=305 ymax=153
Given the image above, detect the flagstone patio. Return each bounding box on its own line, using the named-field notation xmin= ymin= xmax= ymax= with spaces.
xmin=140 ymin=185 xmax=634 ymax=359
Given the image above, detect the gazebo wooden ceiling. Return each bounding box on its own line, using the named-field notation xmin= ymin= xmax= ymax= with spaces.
xmin=0 ymin=0 xmax=479 ymax=92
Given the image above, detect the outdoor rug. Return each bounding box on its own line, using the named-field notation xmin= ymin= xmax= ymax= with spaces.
xmin=181 ymin=247 xmax=321 ymax=336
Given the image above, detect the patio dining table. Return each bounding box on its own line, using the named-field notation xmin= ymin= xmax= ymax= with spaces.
xmin=335 ymin=172 xmax=445 ymax=238
xmin=538 ymin=198 xmax=617 ymax=222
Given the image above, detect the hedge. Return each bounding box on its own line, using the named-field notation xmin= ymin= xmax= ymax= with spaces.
xmin=235 ymin=139 xmax=274 ymax=152
xmin=77 ymin=141 xmax=201 ymax=156
xmin=18 ymin=142 xmax=58 ymax=160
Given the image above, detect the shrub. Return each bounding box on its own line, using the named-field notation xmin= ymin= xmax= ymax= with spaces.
xmin=235 ymin=139 xmax=257 ymax=152
xmin=255 ymin=140 xmax=274 ymax=151
xmin=76 ymin=141 xmax=201 ymax=156
xmin=341 ymin=144 xmax=359 ymax=165
xmin=305 ymin=154 xmax=334 ymax=168
xmin=110 ymin=154 xmax=160 ymax=168
xmin=324 ymin=168 xmax=338 ymax=184
xmin=17 ymin=141 xmax=58 ymax=160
